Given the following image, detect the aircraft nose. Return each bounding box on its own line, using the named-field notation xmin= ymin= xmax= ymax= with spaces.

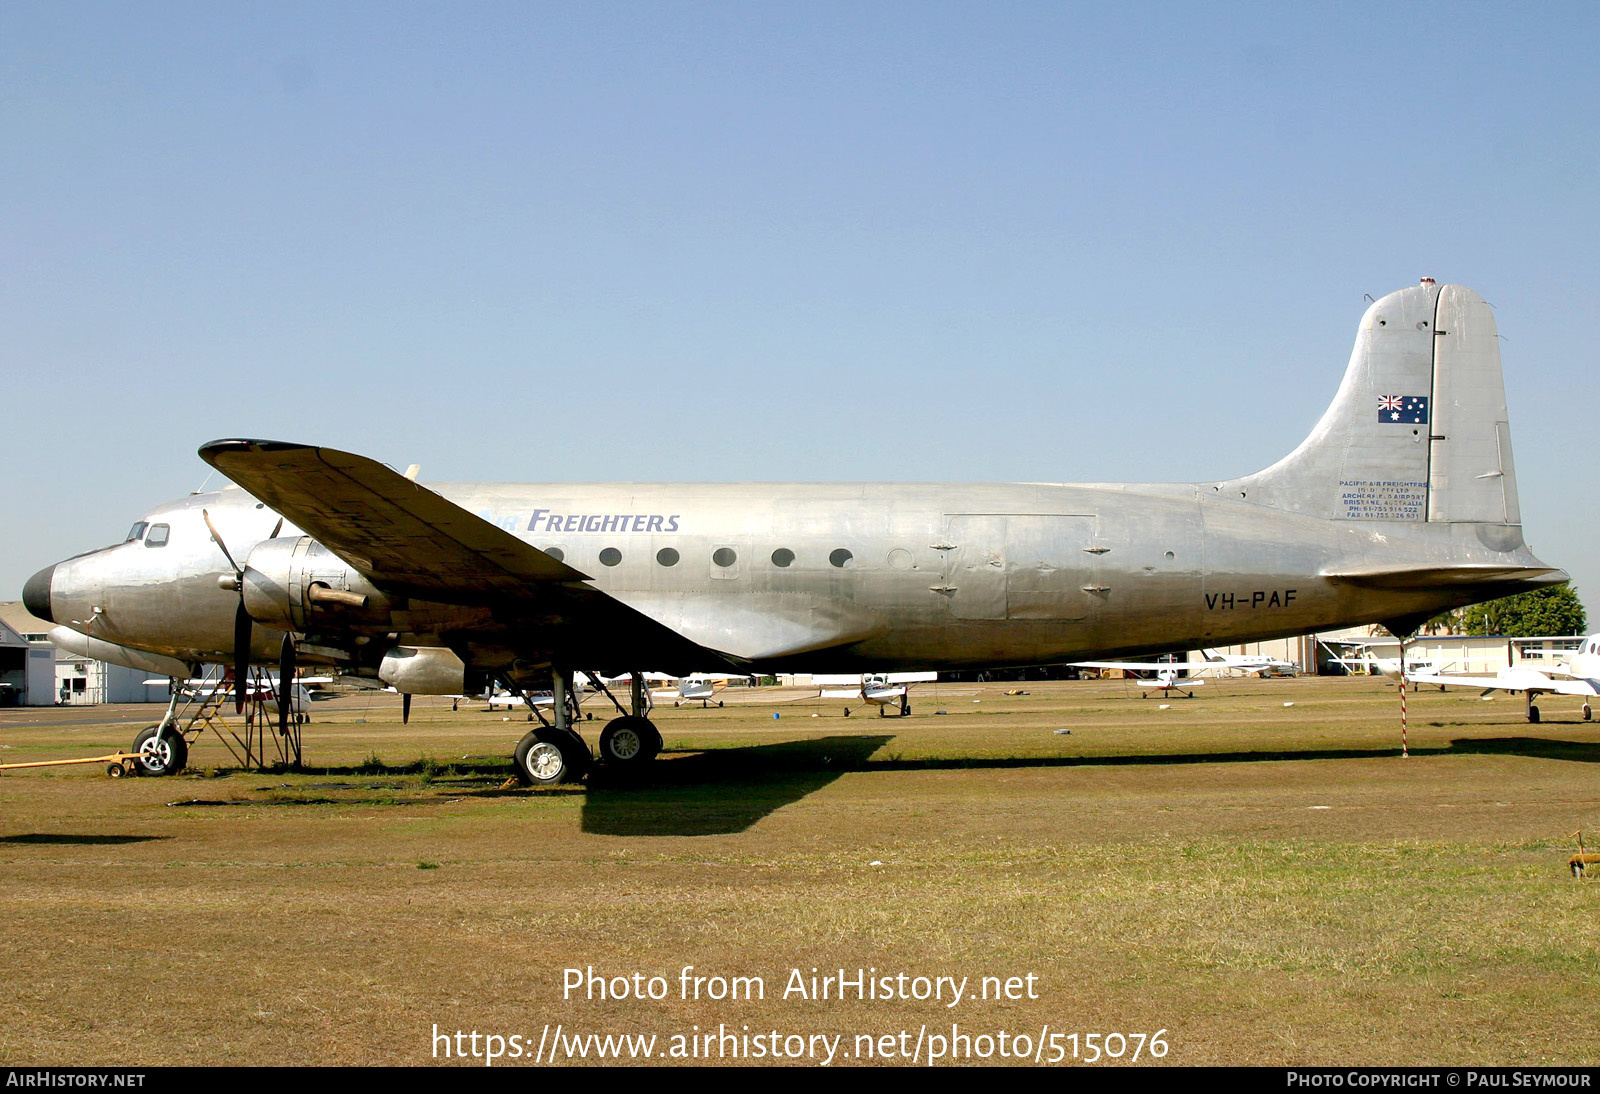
xmin=23 ymin=564 xmax=55 ymax=623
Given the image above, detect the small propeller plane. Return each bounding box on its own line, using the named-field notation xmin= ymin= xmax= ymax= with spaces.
xmin=23 ymin=282 xmax=1565 ymax=784
xmin=649 ymin=673 xmax=750 ymax=708
xmin=1070 ymin=660 xmax=1208 ymax=698
xmin=813 ymin=671 xmax=938 ymax=716
xmin=1070 ymin=648 xmax=1295 ymax=685
xmin=1197 ymin=649 xmax=1298 ymax=676
xmin=1320 ymin=640 xmax=1446 ymax=681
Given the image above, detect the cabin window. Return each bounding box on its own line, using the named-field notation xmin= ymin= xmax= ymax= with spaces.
xmin=713 ymin=548 xmax=737 ymax=568
xmin=543 ymin=547 xmax=565 ymax=562
xmin=656 ymin=548 xmax=679 ymax=567
xmin=145 ymin=524 xmax=170 ymax=548
xmin=771 ymin=548 xmax=795 ymax=568
xmin=599 ymin=548 xmax=622 ymax=567
xmin=829 ymin=548 xmax=853 ymax=568
xmin=125 ymin=522 xmax=148 ymax=543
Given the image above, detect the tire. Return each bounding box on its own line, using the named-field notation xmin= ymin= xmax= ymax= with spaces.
xmin=1528 ymin=704 xmax=1541 ymax=724
xmin=598 ymin=716 xmax=658 ymax=766
xmin=1585 ymin=704 xmax=1593 ymax=722
xmin=133 ymin=726 xmax=187 ymax=777
xmin=513 ymin=728 xmax=589 ymax=786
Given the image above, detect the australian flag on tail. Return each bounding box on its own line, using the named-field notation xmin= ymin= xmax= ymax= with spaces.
xmin=1378 ymin=395 xmax=1428 ymax=424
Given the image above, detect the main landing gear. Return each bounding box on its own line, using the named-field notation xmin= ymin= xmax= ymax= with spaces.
xmin=514 ymin=726 xmax=590 ymax=786
xmin=1520 ymin=692 xmax=1591 ymax=724
xmin=510 ymin=670 xmax=664 ymax=786
xmin=598 ymin=715 xmax=663 ymax=765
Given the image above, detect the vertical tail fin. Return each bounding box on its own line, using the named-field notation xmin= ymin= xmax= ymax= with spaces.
xmin=1228 ymin=281 xmax=1520 ymax=530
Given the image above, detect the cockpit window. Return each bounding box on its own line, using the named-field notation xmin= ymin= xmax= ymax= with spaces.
xmin=145 ymin=523 xmax=171 ymax=548
xmin=125 ymin=522 xmax=148 ymax=543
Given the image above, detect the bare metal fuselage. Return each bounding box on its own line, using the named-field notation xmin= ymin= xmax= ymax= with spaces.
xmin=48 ymin=476 xmax=1527 ymax=674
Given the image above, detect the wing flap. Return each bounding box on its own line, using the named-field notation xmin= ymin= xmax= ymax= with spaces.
xmin=1406 ymin=669 xmax=1600 ymax=696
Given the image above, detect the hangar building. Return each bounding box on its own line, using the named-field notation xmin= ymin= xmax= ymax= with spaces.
xmin=0 ymin=603 xmax=167 ymax=705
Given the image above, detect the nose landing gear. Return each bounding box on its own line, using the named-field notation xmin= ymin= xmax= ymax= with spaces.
xmin=132 ymin=725 xmax=188 ymax=777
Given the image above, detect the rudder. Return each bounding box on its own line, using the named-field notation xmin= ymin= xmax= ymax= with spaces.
xmin=1428 ymin=284 xmax=1519 ymax=524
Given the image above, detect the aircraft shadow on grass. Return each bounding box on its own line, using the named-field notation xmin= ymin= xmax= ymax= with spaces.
xmin=0 ymin=834 xmax=170 ymax=845
xmin=580 ymin=735 xmax=894 ymax=837
xmin=238 ymin=731 xmax=1600 ymax=837
xmin=577 ymin=734 xmax=1600 ymax=836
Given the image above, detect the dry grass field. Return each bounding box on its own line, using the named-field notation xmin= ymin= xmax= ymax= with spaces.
xmin=1 ymin=674 xmax=1598 ymax=1067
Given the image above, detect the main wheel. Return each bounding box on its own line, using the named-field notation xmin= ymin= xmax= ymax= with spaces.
xmin=513 ymin=728 xmax=589 ymax=786
xmin=1528 ymin=704 xmax=1542 ymax=724
xmin=132 ymin=726 xmax=187 ymax=776
xmin=598 ymin=716 xmax=659 ymax=766
xmin=1585 ymin=704 xmax=1593 ymax=722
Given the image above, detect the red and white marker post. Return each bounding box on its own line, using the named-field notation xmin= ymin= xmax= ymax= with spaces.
xmin=1398 ymin=635 xmax=1409 ymax=757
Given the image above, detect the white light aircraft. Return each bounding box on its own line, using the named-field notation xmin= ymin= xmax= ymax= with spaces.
xmin=1071 ymin=648 xmax=1294 ymax=681
xmin=1069 ymin=660 xmax=1207 ymax=698
xmin=813 ymin=671 xmax=938 ymax=716
xmin=1321 ymin=641 xmax=1445 ymax=681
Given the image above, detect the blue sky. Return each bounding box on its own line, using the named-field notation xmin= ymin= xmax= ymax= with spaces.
xmin=4 ymin=2 xmax=1597 ymax=618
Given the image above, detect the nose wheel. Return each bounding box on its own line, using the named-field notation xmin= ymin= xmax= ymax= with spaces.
xmin=132 ymin=725 xmax=188 ymax=777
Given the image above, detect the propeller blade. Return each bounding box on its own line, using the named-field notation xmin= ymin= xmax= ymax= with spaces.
xmin=402 ymin=693 xmax=412 ymax=725
xmin=202 ymin=509 xmax=243 ymax=575
xmin=268 ymin=517 xmax=284 ymax=540
xmin=233 ymin=601 xmax=252 ymax=714
xmin=278 ymin=633 xmax=295 ymax=735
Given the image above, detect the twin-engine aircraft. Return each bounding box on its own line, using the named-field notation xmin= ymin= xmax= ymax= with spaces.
xmin=23 ymin=282 xmax=1564 ymax=784
xmin=1405 ymin=636 xmax=1600 ymax=723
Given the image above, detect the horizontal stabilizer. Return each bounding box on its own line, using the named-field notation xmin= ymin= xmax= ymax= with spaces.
xmin=1321 ymin=563 xmax=1564 ymax=589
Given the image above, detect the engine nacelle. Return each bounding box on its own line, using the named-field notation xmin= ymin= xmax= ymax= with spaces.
xmin=378 ymin=646 xmax=489 ymax=695
xmin=240 ymin=536 xmax=394 ymax=633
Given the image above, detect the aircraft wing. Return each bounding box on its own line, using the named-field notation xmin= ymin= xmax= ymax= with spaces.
xmin=811 ymin=671 xmax=936 ymax=687
xmin=819 ymin=685 xmax=906 ymax=700
xmin=1071 ymin=660 xmax=1211 ymax=672
xmin=199 ymin=439 xmax=743 ymax=675
xmin=1405 ymin=669 xmax=1600 ymax=697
